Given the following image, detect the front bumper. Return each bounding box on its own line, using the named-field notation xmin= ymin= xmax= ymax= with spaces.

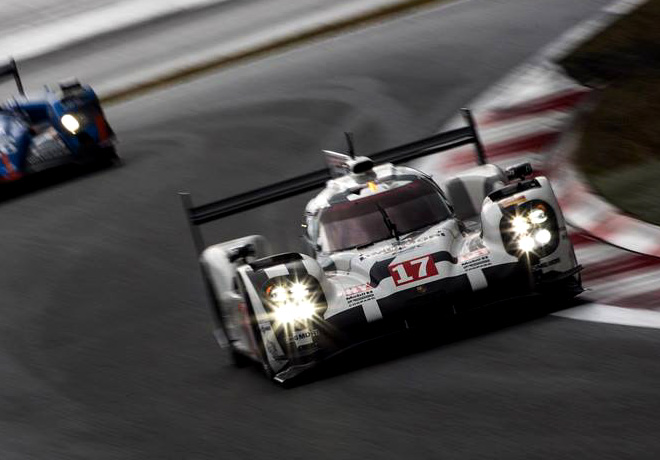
xmin=271 ymin=261 xmax=582 ymax=383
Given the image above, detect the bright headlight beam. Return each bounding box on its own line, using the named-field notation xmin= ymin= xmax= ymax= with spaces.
xmin=290 ymin=282 xmax=309 ymax=301
xmin=61 ymin=114 xmax=80 ymax=134
xmin=268 ymin=281 xmax=318 ymax=325
xmin=529 ymin=208 xmax=548 ymax=224
xmin=511 ymin=215 xmax=530 ymax=234
xmin=535 ymin=229 xmax=552 ymax=245
xmin=270 ymin=286 xmax=288 ymax=303
xmin=519 ymin=235 xmax=535 ymax=252
xmin=273 ymin=303 xmax=296 ymax=324
xmin=296 ymin=301 xmax=315 ymax=319
xmin=273 ymin=301 xmax=316 ymax=324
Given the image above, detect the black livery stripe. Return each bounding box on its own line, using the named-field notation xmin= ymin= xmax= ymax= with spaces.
xmin=324 ymin=306 xmax=397 ymax=346
xmin=376 ymin=273 xmax=472 ymax=319
xmin=250 ymin=252 xmax=302 ymax=270
xmin=246 ymin=269 xmax=271 ymax=295
xmin=326 ymin=307 xmax=368 ymax=330
xmin=374 ymin=261 xmax=530 ymax=320
xmin=479 ymin=263 xmax=532 ymax=300
xmin=247 ymin=257 xmax=312 ymax=292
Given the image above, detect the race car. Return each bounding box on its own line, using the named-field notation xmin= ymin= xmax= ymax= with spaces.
xmin=181 ymin=109 xmax=582 ymax=383
xmin=0 ymin=58 xmax=117 ymax=183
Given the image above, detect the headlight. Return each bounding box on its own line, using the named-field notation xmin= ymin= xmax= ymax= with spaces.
xmin=534 ymin=229 xmax=552 ymax=245
xmin=290 ymin=283 xmax=309 ymax=301
xmin=529 ymin=208 xmax=548 ymax=224
xmin=266 ymin=280 xmax=319 ymax=325
xmin=273 ymin=301 xmax=316 ymax=324
xmin=501 ymin=200 xmax=559 ymax=257
xmin=518 ymin=235 xmax=536 ymax=252
xmin=511 ymin=215 xmax=530 ymax=234
xmin=61 ymin=114 xmax=81 ymax=134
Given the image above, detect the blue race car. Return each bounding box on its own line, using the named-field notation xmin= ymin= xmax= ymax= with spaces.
xmin=0 ymin=58 xmax=118 ymax=183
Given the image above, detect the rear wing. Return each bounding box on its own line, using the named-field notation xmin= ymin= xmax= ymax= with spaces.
xmin=0 ymin=58 xmax=25 ymax=96
xmin=181 ymin=108 xmax=486 ymax=254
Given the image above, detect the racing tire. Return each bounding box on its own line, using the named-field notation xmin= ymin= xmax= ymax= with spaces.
xmin=200 ymin=268 xmax=248 ymax=369
xmin=230 ymin=345 xmax=253 ymax=368
xmin=244 ymin=300 xmax=275 ymax=379
xmin=98 ymin=146 xmax=121 ymax=166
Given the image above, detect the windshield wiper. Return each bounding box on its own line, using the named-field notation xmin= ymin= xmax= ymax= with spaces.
xmin=376 ymin=204 xmax=400 ymax=244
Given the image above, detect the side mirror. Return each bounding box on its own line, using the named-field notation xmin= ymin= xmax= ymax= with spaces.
xmin=505 ymin=162 xmax=533 ymax=181
xmin=227 ymin=243 xmax=256 ymax=263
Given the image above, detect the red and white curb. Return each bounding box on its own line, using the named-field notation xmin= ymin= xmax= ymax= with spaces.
xmin=414 ymin=73 xmax=660 ymax=312
xmin=414 ymin=0 xmax=659 ymax=326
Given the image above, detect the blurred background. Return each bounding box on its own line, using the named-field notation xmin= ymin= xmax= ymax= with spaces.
xmin=1 ymin=0 xmax=659 ymax=458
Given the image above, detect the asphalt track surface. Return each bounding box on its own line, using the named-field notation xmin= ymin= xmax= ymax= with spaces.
xmin=3 ymin=0 xmax=660 ymax=458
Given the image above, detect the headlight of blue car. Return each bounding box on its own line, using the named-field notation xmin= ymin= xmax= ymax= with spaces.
xmin=60 ymin=113 xmax=82 ymax=134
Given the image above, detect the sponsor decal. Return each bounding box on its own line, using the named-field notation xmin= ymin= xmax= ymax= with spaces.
xmin=359 ymin=232 xmax=444 ymax=260
xmin=291 ymin=329 xmax=319 ymax=348
xmin=389 ymin=254 xmax=438 ymax=287
xmin=27 ymin=130 xmax=69 ymax=167
xmin=461 ymin=255 xmax=491 ymax=272
xmin=500 ymin=195 xmax=527 ymax=208
xmin=345 ymin=283 xmax=376 ymax=308
xmin=459 ymin=247 xmax=490 ymax=262
xmin=344 ymin=283 xmax=373 ymax=296
xmin=359 ymin=241 xmax=414 ymax=260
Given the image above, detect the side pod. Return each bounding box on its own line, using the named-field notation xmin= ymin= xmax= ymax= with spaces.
xmin=200 ymin=235 xmax=271 ymax=347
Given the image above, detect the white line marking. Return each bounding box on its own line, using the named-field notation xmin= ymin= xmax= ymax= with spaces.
xmin=586 ymin=267 xmax=660 ymax=300
xmin=575 ymin=244 xmax=626 ymax=266
xmin=554 ymin=303 xmax=660 ymax=329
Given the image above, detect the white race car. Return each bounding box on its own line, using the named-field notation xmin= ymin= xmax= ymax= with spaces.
xmin=181 ymin=110 xmax=582 ymax=383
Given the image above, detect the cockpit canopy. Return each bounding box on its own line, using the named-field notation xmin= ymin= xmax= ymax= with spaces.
xmin=313 ymin=177 xmax=452 ymax=253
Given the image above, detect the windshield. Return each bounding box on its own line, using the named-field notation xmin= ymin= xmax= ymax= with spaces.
xmin=318 ymin=178 xmax=451 ymax=252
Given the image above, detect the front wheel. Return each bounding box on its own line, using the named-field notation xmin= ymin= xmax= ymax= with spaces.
xmin=244 ymin=301 xmax=275 ymax=379
xmin=98 ymin=145 xmax=121 ymax=166
xmin=230 ymin=344 xmax=253 ymax=368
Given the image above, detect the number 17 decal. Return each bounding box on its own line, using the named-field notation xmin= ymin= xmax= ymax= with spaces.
xmin=389 ymin=254 xmax=438 ymax=286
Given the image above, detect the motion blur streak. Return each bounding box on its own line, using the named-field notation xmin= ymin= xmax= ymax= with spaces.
xmin=4 ymin=1 xmax=660 ymax=459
